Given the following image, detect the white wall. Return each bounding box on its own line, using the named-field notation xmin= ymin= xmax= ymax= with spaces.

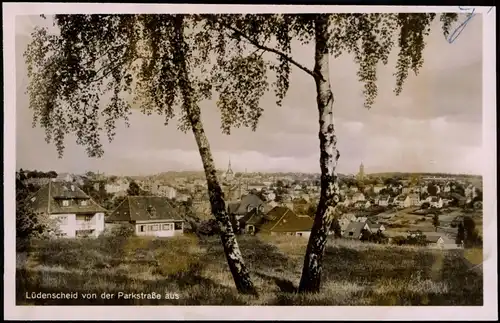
xmin=51 ymin=213 xmax=77 ymax=238
xmin=135 ymin=221 xmax=184 ymax=238
xmin=52 ymin=213 xmax=105 ymax=238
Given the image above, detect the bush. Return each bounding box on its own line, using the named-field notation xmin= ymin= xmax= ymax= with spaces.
xmin=197 ymin=219 xmax=220 ymax=236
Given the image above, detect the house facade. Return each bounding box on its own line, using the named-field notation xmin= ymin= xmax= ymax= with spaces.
xmin=27 ymin=181 xmax=107 ymax=238
xmin=408 ymin=193 xmax=421 ymax=206
xmin=106 ymin=196 xmax=185 ymax=237
xmin=395 ymin=195 xmax=411 ymax=208
xmin=378 ymin=195 xmax=391 ymax=207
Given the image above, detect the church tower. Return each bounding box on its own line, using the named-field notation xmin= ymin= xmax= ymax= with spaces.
xmin=224 ymin=157 xmax=234 ymax=182
xmin=357 ymin=162 xmax=365 ymax=181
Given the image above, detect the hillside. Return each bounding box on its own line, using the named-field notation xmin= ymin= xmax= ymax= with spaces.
xmin=16 ymin=234 xmax=482 ymax=305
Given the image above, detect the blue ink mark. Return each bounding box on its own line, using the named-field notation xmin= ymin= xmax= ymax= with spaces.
xmin=448 ymin=6 xmax=494 ymax=44
xmin=447 ymin=7 xmax=476 ymax=44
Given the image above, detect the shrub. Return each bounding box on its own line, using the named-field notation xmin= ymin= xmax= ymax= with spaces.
xmin=197 ymin=219 xmax=220 ymax=236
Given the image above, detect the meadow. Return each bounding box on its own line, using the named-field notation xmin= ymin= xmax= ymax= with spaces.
xmin=16 ymin=234 xmax=483 ymax=306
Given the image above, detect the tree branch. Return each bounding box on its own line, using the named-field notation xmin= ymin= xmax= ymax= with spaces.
xmin=219 ymin=21 xmax=316 ymax=79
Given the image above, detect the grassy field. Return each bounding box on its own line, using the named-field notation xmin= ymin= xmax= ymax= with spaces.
xmin=16 ymin=234 xmax=483 ymax=306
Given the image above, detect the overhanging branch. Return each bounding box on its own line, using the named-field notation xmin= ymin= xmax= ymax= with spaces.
xmin=219 ymin=21 xmax=316 ymax=79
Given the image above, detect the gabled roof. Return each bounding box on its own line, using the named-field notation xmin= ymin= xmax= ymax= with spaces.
xmin=258 ymin=206 xmax=313 ymax=233
xmin=26 ymin=181 xmax=107 ymax=214
xmin=426 ymin=235 xmax=443 ymax=243
xmin=228 ymin=193 xmax=265 ymax=215
xmin=106 ymin=196 xmax=184 ymax=222
xmin=343 ymin=221 xmax=368 ymax=239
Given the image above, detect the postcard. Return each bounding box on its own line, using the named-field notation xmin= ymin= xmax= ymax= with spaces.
xmin=3 ymin=3 xmax=497 ymax=321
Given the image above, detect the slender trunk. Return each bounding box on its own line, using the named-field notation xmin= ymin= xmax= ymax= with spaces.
xmin=172 ymin=16 xmax=257 ymax=295
xmin=299 ymin=15 xmax=341 ymax=293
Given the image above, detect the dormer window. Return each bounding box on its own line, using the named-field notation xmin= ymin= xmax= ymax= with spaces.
xmin=62 ymin=200 xmax=70 ymax=207
xmin=80 ymin=200 xmax=88 ymax=206
xmin=247 ymin=205 xmax=255 ymax=212
xmin=147 ymin=205 xmax=157 ymax=218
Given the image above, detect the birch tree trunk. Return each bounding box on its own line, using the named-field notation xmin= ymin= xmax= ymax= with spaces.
xmin=173 ymin=15 xmax=257 ymax=295
xmin=298 ymin=14 xmax=341 ymax=293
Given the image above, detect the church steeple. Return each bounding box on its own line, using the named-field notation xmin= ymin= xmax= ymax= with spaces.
xmin=224 ymin=156 xmax=234 ymax=182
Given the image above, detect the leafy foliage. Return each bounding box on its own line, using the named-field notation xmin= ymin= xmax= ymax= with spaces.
xmin=16 ymin=179 xmax=57 ymax=251
xmin=25 ymin=13 xmax=459 ymax=158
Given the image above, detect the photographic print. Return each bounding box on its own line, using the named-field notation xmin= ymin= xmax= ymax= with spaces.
xmin=3 ymin=3 xmax=497 ymax=321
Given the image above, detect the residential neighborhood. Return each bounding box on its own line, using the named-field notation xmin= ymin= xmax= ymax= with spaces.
xmin=16 ymin=161 xmax=483 ymax=249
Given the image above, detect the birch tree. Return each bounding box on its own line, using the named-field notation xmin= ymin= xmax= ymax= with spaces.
xmin=24 ymin=14 xmax=260 ymax=295
xmin=203 ymin=12 xmax=459 ymax=293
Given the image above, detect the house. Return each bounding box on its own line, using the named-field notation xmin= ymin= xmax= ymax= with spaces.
xmin=373 ymin=184 xmax=385 ymax=194
xmin=343 ymin=221 xmax=370 ymax=239
xmin=227 ymin=193 xmax=265 ymax=231
xmin=105 ymin=178 xmax=130 ymax=195
xmin=426 ymin=196 xmax=443 ymax=209
xmin=338 ymin=213 xmax=357 ymax=235
xmin=352 ymin=192 xmax=365 ymax=203
xmin=55 ymin=173 xmax=75 ymax=183
xmin=26 ymin=181 xmax=107 ymax=238
xmin=353 ymin=200 xmax=371 ymax=209
xmin=426 ymin=235 xmax=445 ymax=249
xmin=106 ymin=196 xmax=184 ymax=237
xmin=152 ymin=184 xmax=177 ymax=199
xmin=349 ymin=186 xmax=359 ymax=193
xmin=408 ymin=193 xmax=421 ymax=206
xmin=402 ymin=186 xmax=411 ymax=195
xmin=395 ymin=195 xmax=411 ymax=208
xmin=367 ymin=221 xmax=386 ymax=233
xmin=378 ymin=195 xmax=391 ymax=207
xmin=247 ymin=206 xmax=314 ymax=238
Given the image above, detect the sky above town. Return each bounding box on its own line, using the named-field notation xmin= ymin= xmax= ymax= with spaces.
xmin=15 ymin=13 xmax=484 ymax=176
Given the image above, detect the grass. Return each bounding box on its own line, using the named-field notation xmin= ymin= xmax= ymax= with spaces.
xmin=16 ymin=234 xmax=483 ymax=306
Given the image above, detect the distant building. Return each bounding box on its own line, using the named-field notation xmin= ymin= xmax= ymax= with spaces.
xmin=223 ymin=157 xmax=235 ymax=182
xmin=26 ymin=181 xmax=107 ymax=238
xmin=357 ymin=162 xmax=365 ymax=181
xmin=106 ymin=196 xmax=184 ymax=237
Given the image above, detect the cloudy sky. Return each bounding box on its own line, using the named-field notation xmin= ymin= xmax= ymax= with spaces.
xmin=15 ymin=13 xmax=484 ymax=176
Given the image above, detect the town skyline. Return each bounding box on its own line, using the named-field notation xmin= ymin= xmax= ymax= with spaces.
xmin=15 ymin=14 xmax=484 ymax=176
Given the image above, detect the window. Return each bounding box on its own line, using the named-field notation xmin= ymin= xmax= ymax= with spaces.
xmin=348 ymin=232 xmax=354 ymax=236
xmin=80 ymin=200 xmax=88 ymax=206
xmin=139 ymin=225 xmax=146 ymax=232
xmin=174 ymin=222 xmax=182 ymax=230
xmin=59 ymin=216 xmax=68 ymax=225
xmin=147 ymin=205 xmax=157 ymax=218
xmin=162 ymin=223 xmax=173 ymax=231
xmin=62 ymin=200 xmax=70 ymax=207
xmin=150 ymin=224 xmax=159 ymax=231
xmin=297 ymin=233 xmax=303 ymax=237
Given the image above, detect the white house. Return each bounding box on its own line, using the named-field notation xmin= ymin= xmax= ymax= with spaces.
xmin=426 ymin=196 xmax=443 ymax=209
xmin=353 ymin=200 xmax=371 ymax=209
xmin=352 ymin=192 xmax=365 ymax=203
xmin=106 ymin=196 xmax=184 ymax=237
xmin=378 ymin=195 xmax=391 ymax=207
xmin=105 ymin=178 xmax=130 ymax=194
xmin=395 ymin=195 xmax=411 ymax=208
xmin=408 ymin=193 xmax=421 ymax=206
xmin=152 ymin=184 xmax=177 ymax=199
xmin=26 ymin=181 xmax=106 ymax=238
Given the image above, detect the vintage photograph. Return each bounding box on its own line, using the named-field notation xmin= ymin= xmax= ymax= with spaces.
xmin=4 ymin=3 xmax=496 ymax=319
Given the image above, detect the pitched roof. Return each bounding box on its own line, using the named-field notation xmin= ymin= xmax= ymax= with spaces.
xmin=228 ymin=193 xmax=265 ymax=215
xmin=343 ymin=221 xmax=368 ymax=239
xmin=26 ymin=181 xmax=107 ymax=214
xmin=106 ymin=196 xmax=184 ymax=222
xmin=258 ymin=206 xmax=313 ymax=233
xmin=396 ymin=195 xmax=408 ymax=201
xmin=426 ymin=235 xmax=443 ymax=243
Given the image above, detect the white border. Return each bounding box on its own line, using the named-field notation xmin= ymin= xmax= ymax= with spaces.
xmin=3 ymin=3 xmax=497 ymax=321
